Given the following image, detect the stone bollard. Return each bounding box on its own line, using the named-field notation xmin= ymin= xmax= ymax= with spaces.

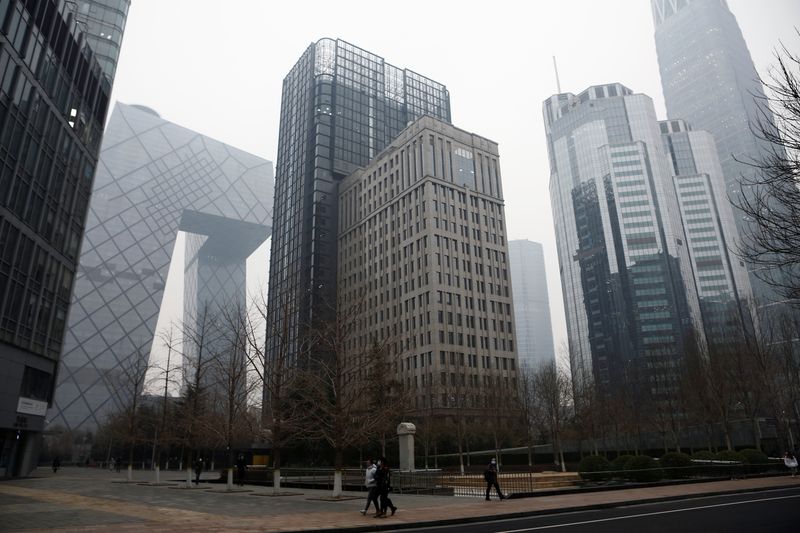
xmin=397 ymin=422 xmax=416 ymax=472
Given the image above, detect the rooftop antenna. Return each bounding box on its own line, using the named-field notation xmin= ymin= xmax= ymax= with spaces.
xmin=553 ymin=56 xmax=562 ymax=94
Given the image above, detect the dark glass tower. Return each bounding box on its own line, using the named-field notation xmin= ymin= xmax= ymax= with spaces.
xmin=265 ymin=39 xmax=450 ymax=367
xmin=652 ymin=0 xmax=785 ymax=307
xmin=0 ymin=0 xmax=126 ymax=477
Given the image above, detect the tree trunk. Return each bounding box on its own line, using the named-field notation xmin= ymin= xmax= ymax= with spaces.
xmin=227 ymin=468 xmax=234 ymax=490
xmin=752 ymin=417 xmax=762 ymax=451
xmin=332 ymin=447 xmax=344 ymax=497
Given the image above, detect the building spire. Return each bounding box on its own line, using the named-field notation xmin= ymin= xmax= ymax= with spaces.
xmin=553 ymin=56 xmax=562 ymax=94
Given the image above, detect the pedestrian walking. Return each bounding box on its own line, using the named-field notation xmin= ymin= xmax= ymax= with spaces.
xmin=360 ymin=458 xmax=379 ymax=515
xmin=115 ymin=457 xmax=121 ymax=473
xmin=373 ymin=457 xmax=397 ymax=518
xmin=51 ymin=456 xmax=60 ymax=473
xmin=193 ymin=457 xmax=204 ymax=485
xmin=484 ymin=458 xmax=505 ymax=500
xmin=783 ymin=451 xmax=798 ymax=477
xmin=235 ymin=454 xmax=247 ymax=486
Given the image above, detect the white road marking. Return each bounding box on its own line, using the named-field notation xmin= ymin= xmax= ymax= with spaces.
xmin=495 ymin=494 xmax=800 ymax=532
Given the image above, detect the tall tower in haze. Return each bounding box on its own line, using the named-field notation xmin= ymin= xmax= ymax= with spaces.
xmin=265 ymin=39 xmax=450 ymax=370
xmin=508 ymin=240 xmax=555 ymax=369
xmin=652 ymin=0 xmax=786 ymax=308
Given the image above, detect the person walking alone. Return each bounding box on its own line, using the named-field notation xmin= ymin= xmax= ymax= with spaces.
xmin=484 ymin=458 xmax=505 ymax=500
xmin=374 ymin=457 xmax=397 ymax=517
xmin=235 ymin=454 xmax=247 ymax=487
xmin=783 ymin=451 xmax=798 ymax=477
xmin=193 ymin=456 xmax=204 ymax=485
xmin=360 ymin=458 xmax=379 ymax=515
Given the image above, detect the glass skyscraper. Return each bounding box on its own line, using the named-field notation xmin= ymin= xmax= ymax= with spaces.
xmin=544 ymin=83 xmax=703 ymax=393
xmin=652 ymin=0 xmax=785 ymax=308
xmin=49 ymin=102 xmax=273 ymax=432
xmin=0 ymin=0 xmax=127 ymax=477
xmin=508 ymin=239 xmax=555 ymax=369
xmin=659 ymin=118 xmax=754 ymax=348
xmin=266 ymin=38 xmax=450 ymax=368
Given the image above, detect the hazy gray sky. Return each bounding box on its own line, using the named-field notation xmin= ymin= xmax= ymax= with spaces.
xmin=111 ymin=0 xmax=800 ymax=356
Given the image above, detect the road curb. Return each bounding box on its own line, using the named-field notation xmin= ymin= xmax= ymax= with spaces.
xmin=296 ymin=481 xmax=798 ymax=533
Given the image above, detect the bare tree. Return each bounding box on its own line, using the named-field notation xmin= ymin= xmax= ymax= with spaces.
xmin=245 ymin=293 xmax=304 ymax=491
xmin=106 ymin=342 xmax=151 ymax=481
xmin=734 ymin=36 xmax=800 ymax=302
xmin=176 ymin=303 xmax=218 ymax=484
xmin=516 ymin=364 xmax=539 ymax=465
xmin=294 ymin=296 xmax=391 ymax=497
xmin=208 ymin=301 xmax=261 ymax=489
xmin=532 ymin=359 xmax=571 ymax=472
xmin=149 ymin=323 xmax=181 ymax=482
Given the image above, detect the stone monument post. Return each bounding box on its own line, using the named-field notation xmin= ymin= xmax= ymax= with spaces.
xmin=397 ymin=422 xmax=416 ymax=471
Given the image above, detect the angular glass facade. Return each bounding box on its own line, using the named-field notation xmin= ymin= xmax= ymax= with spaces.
xmin=508 ymin=239 xmax=555 ymax=370
xmin=652 ymin=0 xmax=786 ymax=307
xmin=49 ymin=103 xmax=273 ymax=432
xmin=0 ymin=0 xmax=123 ymax=477
xmin=544 ymin=84 xmax=703 ymax=394
xmin=74 ymin=1 xmax=130 ymax=82
xmin=266 ymin=38 xmax=450 ymax=368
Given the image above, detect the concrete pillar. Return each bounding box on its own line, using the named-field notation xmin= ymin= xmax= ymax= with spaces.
xmin=397 ymin=422 xmax=416 ymax=472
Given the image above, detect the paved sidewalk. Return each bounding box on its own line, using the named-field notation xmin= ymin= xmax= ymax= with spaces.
xmin=0 ymin=467 xmax=797 ymax=532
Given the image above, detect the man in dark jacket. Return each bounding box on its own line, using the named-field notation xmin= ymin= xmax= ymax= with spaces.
xmin=484 ymin=458 xmax=505 ymax=500
xmin=193 ymin=457 xmax=204 ymax=485
xmin=373 ymin=457 xmax=397 ymax=517
xmin=235 ymin=454 xmax=247 ymax=486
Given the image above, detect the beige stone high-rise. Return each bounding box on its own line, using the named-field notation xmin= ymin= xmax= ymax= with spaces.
xmin=338 ymin=116 xmax=519 ymax=419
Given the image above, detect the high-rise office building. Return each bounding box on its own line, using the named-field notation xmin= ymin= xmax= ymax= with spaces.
xmin=266 ymin=39 xmax=450 ymax=369
xmin=0 ymin=0 xmax=127 ymax=477
xmin=508 ymin=239 xmax=555 ymax=369
xmin=49 ymin=102 xmax=273 ymax=432
xmin=338 ymin=116 xmax=519 ymax=416
xmin=74 ymin=0 xmax=129 ymax=81
xmin=543 ymin=83 xmax=703 ymax=392
xmin=659 ymin=119 xmax=754 ymax=347
xmin=652 ymin=0 xmax=785 ymax=307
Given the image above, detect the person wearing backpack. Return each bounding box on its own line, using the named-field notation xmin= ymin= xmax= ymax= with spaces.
xmin=374 ymin=457 xmax=397 ymax=517
xmin=484 ymin=458 xmax=505 ymax=500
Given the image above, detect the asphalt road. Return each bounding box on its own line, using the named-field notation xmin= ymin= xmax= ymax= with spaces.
xmin=388 ymin=486 xmax=800 ymax=533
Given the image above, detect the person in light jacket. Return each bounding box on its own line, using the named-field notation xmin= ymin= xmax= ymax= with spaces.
xmin=359 ymin=458 xmax=379 ymax=515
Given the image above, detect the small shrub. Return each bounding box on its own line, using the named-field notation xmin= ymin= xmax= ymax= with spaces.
xmin=690 ymin=450 xmax=715 ymax=461
xmin=624 ymin=455 xmax=664 ymax=482
xmin=690 ymin=450 xmax=716 ymax=476
xmin=577 ymin=455 xmax=613 ymax=482
xmin=714 ymin=450 xmax=746 ymax=478
xmin=659 ymin=452 xmax=692 ymax=479
xmin=714 ymin=450 xmax=745 ymax=462
xmin=612 ymin=454 xmax=636 ymax=474
xmin=739 ymin=448 xmax=769 ymax=474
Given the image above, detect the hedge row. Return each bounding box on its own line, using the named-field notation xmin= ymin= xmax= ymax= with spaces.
xmin=577 ymin=449 xmax=780 ymax=482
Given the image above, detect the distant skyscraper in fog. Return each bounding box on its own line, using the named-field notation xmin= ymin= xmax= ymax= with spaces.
xmin=652 ymin=0 xmax=786 ymax=307
xmin=508 ymin=240 xmax=554 ymax=369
